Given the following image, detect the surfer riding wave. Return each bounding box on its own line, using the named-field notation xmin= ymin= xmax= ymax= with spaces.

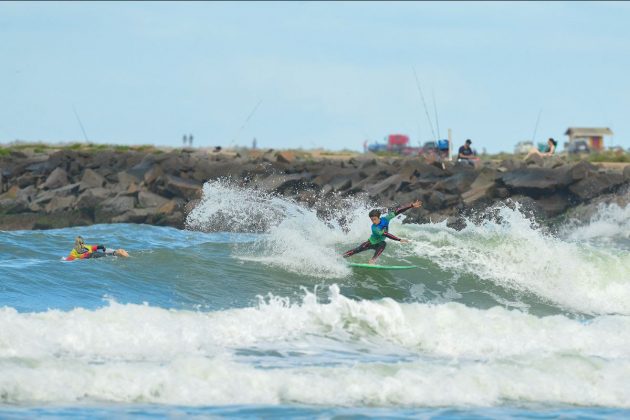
xmin=343 ymin=200 xmax=422 ymax=264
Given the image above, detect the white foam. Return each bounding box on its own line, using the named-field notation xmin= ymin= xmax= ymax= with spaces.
xmin=3 ymin=354 xmax=629 ymax=407
xmin=406 ymin=204 xmax=630 ymax=315
xmin=186 ymin=179 xmax=377 ymax=277
xmin=563 ymin=201 xmax=630 ymax=246
xmin=186 ymin=182 xmax=630 ymax=313
xmin=2 ymin=287 xmax=630 ymax=406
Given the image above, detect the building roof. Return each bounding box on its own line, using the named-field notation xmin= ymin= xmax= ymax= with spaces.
xmin=565 ymin=127 xmax=613 ymax=136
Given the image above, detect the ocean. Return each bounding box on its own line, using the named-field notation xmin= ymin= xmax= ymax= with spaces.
xmin=1 ymin=180 xmax=629 ymax=418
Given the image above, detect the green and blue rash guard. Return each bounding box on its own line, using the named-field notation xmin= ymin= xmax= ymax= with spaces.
xmin=368 ymin=204 xmax=414 ymax=244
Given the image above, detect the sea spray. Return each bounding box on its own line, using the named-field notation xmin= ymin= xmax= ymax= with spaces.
xmin=186 ymin=179 xmax=379 ymax=277
xmin=562 ymin=201 xmax=630 ymax=248
xmin=185 ymin=180 xmax=630 ymax=313
xmin=409 ymin=203 xmax=630 ymax=315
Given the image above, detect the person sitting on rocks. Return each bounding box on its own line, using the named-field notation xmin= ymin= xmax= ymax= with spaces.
xmin=342 ymin=200 xmax=422 ymax=264
xmin=64 ymin=236 xmax=129 ymax=261
xmin=457 ymin=139 xmax=477 ymax=166
xmin=524 ymin=138 xmax=557 ymax=160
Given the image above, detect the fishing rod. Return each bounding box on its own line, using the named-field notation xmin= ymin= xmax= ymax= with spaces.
xmin=531 ymin=108 xmax=542 ymax=143
xmin=432 ymin=89 xmax=441 ymax=140
xmin=412 ymin=67 xmax=437 ymax=142
xmin=230 ymin=99 xmax=263 ymax=147
xmin=72 ymin=105 xmax=89 ymax=142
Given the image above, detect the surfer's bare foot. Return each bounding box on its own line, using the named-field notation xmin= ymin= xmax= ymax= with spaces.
xmin=368 ymin=258 xmax=376 ymax=265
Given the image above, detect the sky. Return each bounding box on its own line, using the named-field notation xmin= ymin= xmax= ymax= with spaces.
xmin=1 ymin=1 xmax=629 ymax=153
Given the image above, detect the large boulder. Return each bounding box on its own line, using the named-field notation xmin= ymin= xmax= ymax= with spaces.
xmin=32 ymin=183 xmax=81 ymax=205
xmin=44 ymin=196 xmax=76 ymax=214
xmin=99 ymin=195 xmax=136 ymax=214
xmin=426 ymin=190 xmax=459 ymax=210
xmin=399 ymin=160 xmax=444 ymax=180
xmin=366 ymin=174 xmax=402 ymax=197
xmin=0 ymin=185 xmax=19 ymax=200
xmin=76 ymin=187 xmax=111 ymax=209
xmin=42 ymin=150 xmax=69 ymax=173
xmin=434 ymin=171 xmax=476 ymax=194
xmin=23 ymin=157 xmax=49 ymax=175
xmin=157 ymin=199 xmax=182 ymax=215
xmin=252 ymin=174 xmax=304 ymax=192
xmin=500 ymin=167 xmax=572 ymax=193
xmin=274 ymin=177 xmax=317 ymax=196
xmin=16 ymin=172 xmax=39 ymax=188
xmin=312 ymin=168 xmax=358 ymax=187
xmin=41 ymin=167 xmax=68 ymax=190
xmin=569 ymin=172 xmax=625 ymax=201
xmin=160 ymin=155 xmax=188 ymax=175
xmin=461 ymin=167 xmax=499 ymax=205
xmin=329 ymin=174 xmax=358 ymax=193
xmin=568 ymin=160 xmax=598 ymax=182
xmin=192 ymin=160 xmax=250 ymax=182
xmin=16 ymin=185 xmax=37 ymax=204
xmin=563 ymin=185 xmax=630 ymax=224
xmin=112 ymin=208 xmax=153 ymax=224
xmin=498 ymin=159 xmax=526 ymax=172
xmin=0 ymin=186 xmax=28 ymax=214
xmin=534 ymin=194 xmax=571 ymax=217
xmin=128 ymin=155 xmax=157 ymax=180
xmin=86 ymin=150 xmax=117 ymax=170
xmin=163 ymin=174 xmax=202 ymax=200
xmin=276 ymin=151 xmax=295 ymax=164
xmin=138 ymin=191 xmax=169 ymax=208
xmin=80 ymin=169 xmax=106 ymax=190
xmin=115 ymin=171 xmax=140 ymax=190
xmin=154 ymin=211 xmax=185 ymax=228
xmin=143 ymin=164 xmax=164 ymax=185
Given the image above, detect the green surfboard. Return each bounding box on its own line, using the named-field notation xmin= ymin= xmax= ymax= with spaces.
xmin=348 ymin=263 xmax=417 ymax=270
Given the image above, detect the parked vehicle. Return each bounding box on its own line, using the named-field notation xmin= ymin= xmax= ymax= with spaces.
xmin=367 ymin=134 xmax=421 ymax=155
xmin=421 ymin=141 xmax=437 ymax=154
xmin=567 ymin=140 xmax=590 ymax=154
xmin=514 ymin=141 xmax=533 ymax=154
xmin=386 ymin=134 xmax=409 ymax=153
xmin=367 ymin=143 xmax=388 ymax=153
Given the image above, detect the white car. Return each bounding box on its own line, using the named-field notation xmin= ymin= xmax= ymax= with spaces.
xmin=514 ymin=141 xmax=533 ymax=154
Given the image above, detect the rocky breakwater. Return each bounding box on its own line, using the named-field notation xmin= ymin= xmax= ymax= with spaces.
xmin=0 ymin=147 xmax=629 ymax=231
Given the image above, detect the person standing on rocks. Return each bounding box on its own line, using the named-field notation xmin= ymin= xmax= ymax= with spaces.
xmin=524 ymin=138 xmax=557 ymax=160
xmin=64 ymin=236 xmax=129 ymax=261
xmin=342 ymin=200 xmax=422 ymax=264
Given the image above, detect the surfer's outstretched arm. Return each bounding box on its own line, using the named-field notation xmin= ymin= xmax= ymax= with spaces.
xmin=383 ymin=232 xmax=402 ymax=241
xmin=393 ymin=200 xmax=423 ymax=216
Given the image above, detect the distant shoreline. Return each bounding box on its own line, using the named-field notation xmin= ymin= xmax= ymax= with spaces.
xmin=2 ymin=140 xmax=629 ymax=164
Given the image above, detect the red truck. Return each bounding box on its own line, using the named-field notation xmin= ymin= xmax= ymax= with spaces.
xmin=387 ymin=134 xmax=422 ymax=155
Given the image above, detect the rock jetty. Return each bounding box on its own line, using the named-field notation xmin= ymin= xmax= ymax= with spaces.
xmin=0 ymin=147 xmax=628 ymax=231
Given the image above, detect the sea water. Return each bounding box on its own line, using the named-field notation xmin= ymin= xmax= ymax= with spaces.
xmin=1 ymin=180 xmax=629 ymax=418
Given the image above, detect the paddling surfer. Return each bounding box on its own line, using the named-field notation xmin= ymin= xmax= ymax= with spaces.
xmin=64 ymin=236 xmax=129 ymax=261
